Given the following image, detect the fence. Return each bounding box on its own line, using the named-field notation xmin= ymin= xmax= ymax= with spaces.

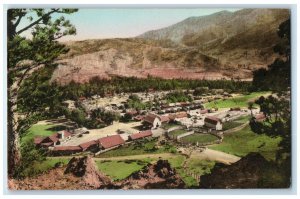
xmin=185 ymin=170 xmax=201 ymax=184
xmin=177 ymin=131 xmax=194 ymax=141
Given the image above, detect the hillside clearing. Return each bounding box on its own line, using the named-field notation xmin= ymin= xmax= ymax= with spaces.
xmin=209 ymin=125 xmax=281 ymax=161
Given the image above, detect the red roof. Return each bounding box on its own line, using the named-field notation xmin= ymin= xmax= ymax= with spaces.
xmin=134 ymin=115 xmax=144 ymax=121
xmin=52 ymin=146 xmax=82 ymax=152
xmin=255 ymin=113 xmax=266 ymax=121
xmin=126 ymin=110 xmax=138 ymax=116
xmin=47 ymin=131 xmax=72 ymax=143
xmin=159 ymin=115 xmax=170 ymax=123
xmin=34 ymin=137 xmax=44 ymax=145
xmin=200 ymin=109 xmax=208 ymax=114
xmin=129 ymin=130 xmax=152 ymax=140
xmin=180 ymin=102 xmax=190 ymax=107
xmin=143 ymin=113 xmax=159 ymax=124
xmin=40 ymin=142 xmax=54 ymax=147
xmin=79 ymin=140 xmax=98 ymax=150
xmin=176 ymin=112 xmax=188 ymax=119
xmin=98 ymin=135 xmax=125 ymax=149
xmin=204 ymin=116 xmax=221 ymax=125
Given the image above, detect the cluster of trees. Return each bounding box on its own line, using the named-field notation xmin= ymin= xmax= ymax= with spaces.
xmin=58 ymin=76 xmax=252 ymax=100
xmin=126 ymin=94 xmax=152 ymax=111
xmin=249 ymin=18 xmax=291 ymax=187
xmin=7 ymin=9 xmax=78 ymax=176
xmin=252 ymin=18 xmax=290 ymax=92
xmin=165 ymin=90 xmax=193 ymax=103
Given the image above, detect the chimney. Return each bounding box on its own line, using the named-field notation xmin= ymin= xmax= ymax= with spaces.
xmin=58 ymin=131 xmax=65 ymax=139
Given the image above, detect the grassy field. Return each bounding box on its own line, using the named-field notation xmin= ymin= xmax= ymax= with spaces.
xmin=209 ymin=125 xmax=281 ymax=161
xmin=205 ymin=91 xmax=271 ymax=109
xmin=97 ymin=138 xmax=177 ymax=158
xmin=169 ymin=129 xmax=186 ymax=137
xmin=234 ymin=115 xmax=251 ymax=123
xmin=162 ymin=123 xmax=182 ymax=130
xmin=21 ymin=123 xmax=66 ymax=144
xmin=186 ymin=159 xmax=216 ymax=176
xmin=223 ymin=121 xmax=243 ymax=131
xmin=181 ymin=133 xmax=219 ymax=144
xmin=22 ymin=158 xmax=70 ymax=177
xmin=95 ymin=158 xmax=152 ymax=181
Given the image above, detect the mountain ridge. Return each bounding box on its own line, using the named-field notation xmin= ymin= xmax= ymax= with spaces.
xmin=51 ymin=8 xmax=290 ymax=85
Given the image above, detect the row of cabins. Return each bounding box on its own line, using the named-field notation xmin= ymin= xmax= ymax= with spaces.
xmin=34 ymin=130 xmax=153 ymax=156
xmin=141 ymin=112 xmax=223 ymax=131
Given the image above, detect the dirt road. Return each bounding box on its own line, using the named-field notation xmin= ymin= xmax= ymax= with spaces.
xmin=191 ymin=149 xmax=240 ymax=164
xmin=50 ymin=148 xmax=240 ymax=165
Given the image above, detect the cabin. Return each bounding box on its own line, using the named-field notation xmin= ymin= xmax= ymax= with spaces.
xmin=159 ymin=115 xmax=170 ymax=123
xmin=98 ymin=134 xmax=125 ymax=150
xmin=169 ymin=111 xmax=188 ymax=120
xmin=134 ymin=115 xmax=144 ymax=121
xmin=143 ymin=113 xmax=162 ymax=129
xmin=79 ymin=140 xmax=99 ymax=152
xmin=128 ymin=130 xmax=153 ymax=141
xmin=254 ymin=113 xmax=266 ymax=122
xmin=200 ymin=109 xmax=209 ymax=114
xmin=204 ymin=116 xmax=223 ymax=131
xmin=51 ymin=146 xmax=82 ymax=156
xmin=34 ymin=130 xmax=72 ymax=148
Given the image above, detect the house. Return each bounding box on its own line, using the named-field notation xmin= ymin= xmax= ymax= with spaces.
xmin=98 ymin=134 xmax=125 ymax=150
xmin=126 ymin=109 xmax=138 ymax=116
xmin=230 ymin=107 xmax=241 ymax=111
xmin=255 ymin=113 xmax=266 ymax=122
xmin=200 ymin=109 xmax=209 ymax=114
xmin=79 ymin=140 xmax=99 ymax=152
xmin=204 ymin=116 xmax=223 ymax=130
xmin=134 ymin=115 xmax=144 ymax=121
xmin=34 ymin=130 xmax=72 ymax=148
xmin=159 ymin=115 xmax=170 ymax=123
xmin=129 ymin=130 xmax=152 ymax=141
xmin=51 ymin=146 xmax=82 ymax=156
xmin=143 ymin=113 xmax=162 ymax=129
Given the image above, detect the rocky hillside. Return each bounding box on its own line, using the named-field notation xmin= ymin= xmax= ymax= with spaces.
xmin=8 ymin=157 xmax=185 ymax=190
xmin=51 ymin=9 xmax=290 ymax=85
xmin=118 ymin=159 xmax=185 ymax=189
xmin=199 ymin=153 xmax=290 ymax=188
xmin=8 ymin=156 xmax=114 ymax=190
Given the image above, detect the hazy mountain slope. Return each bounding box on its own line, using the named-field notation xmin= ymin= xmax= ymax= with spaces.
xmin=52 ymin=38 xmax=223 ymax=85
xmin=51 ymin=9 xmax=290 ymax=85
xmin=139 ymin=9 xmax=289 ymax=46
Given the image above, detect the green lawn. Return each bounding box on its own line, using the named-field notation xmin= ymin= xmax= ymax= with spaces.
xmin=223 ymin=121 xmax=243 ymax=131
xmin=169 ymin=129 xmax=186 ymax=137
xmin=209 ymin=125 xmax=281 ymax=161
xmin=205 ymin=91 xmax=271 ymax=109
xmin=162 ymin=123 xmax=181 ymax=130
xmin=167 ymin=155 xmax=186 ymax=168
xmin=97 ymin=138 xmax=177 ymax=158
xmin=164 ymin=155 xmax=198 ymax=188
xmin=186 ymin=159 xmax=216 ymax=176
xmin=96 ymin=159 xmax=152 ymax=181
xmin=21 ymin=123 xmax=66 ymax=144
xmin=234 ymin=115 xmax=251 ymax=123
xmin=180 ymin=133 xmax=219 ymax=144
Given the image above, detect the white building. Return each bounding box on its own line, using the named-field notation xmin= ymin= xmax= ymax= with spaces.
xmin=143 ymin=113 xmax=162 ymax=129
xmin=204 ymin=116 xmax=223 ymax=131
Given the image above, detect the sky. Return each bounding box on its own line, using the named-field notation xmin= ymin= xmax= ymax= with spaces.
xmin=19 ymin=8 xmax=240 ymax=41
